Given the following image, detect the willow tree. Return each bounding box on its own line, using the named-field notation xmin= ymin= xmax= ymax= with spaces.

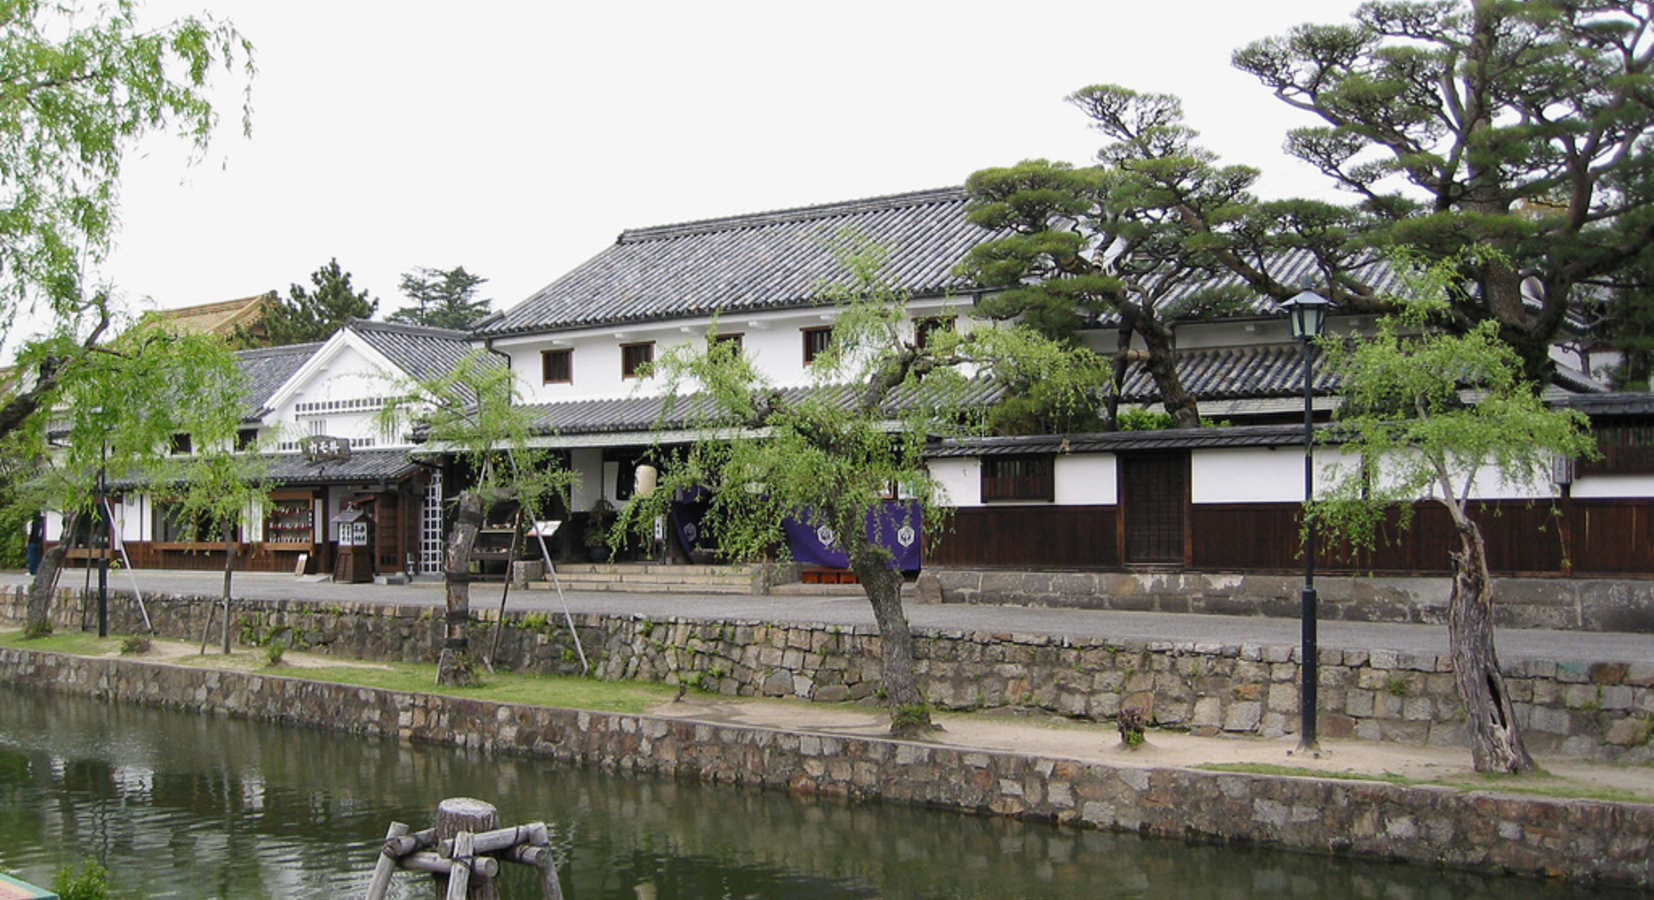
xmin=619 ymin=235 xmax=1106 ymax=737
xmin=379 ymin=352 xmax=572 ymax=686
xmin=0 ymin=0 xmax=252 ymax=439
xmin=1312 ymin=254 xmax=1594 ymax=774
xmin=12 ymin=321 xmax=252 ymax=637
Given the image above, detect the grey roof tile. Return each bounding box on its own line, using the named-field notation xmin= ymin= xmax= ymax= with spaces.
xmin=236 ymin=342 xmax=321 ymax=414
xmin=345 ymin=319 xmax=486 ymax=383
xmin=478 ymin=188 xmax=1000 ymax=337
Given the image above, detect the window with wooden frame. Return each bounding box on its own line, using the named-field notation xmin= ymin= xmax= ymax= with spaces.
xmin=621 ymin=342 xmax=655 ymax=379
xmin=802 ymin=326 xmax=833 ymax=365
xmin=541 ymin=348 xmax=573 ymax=384
xmin=169 ymin=433 xmax=192 ymax=456
xmin=980 ymin=455 xmax=1055 ymax=502
xmin=236 ymin=428 xmax=259 ymax=452
xmin=914 ymin=316 xmax=955 ymax=350
xmin=1577 ymin=417 xmax=1654 ymax=475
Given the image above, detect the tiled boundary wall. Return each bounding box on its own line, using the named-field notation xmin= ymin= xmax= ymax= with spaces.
xmin=5 ymin=587 xmax=1653 ymax=761
xmin=0 ymin=647 xmax=1649 ymax=889
xmin=923 ymin=571 xmax=1654 ymax=634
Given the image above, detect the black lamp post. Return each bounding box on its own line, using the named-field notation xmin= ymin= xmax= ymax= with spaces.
xmin=1282 ymin=285 xmax=1329 ymax=755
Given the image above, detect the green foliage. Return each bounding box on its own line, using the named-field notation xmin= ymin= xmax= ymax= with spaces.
xmin=264 ymin=640 xmax=286 ymax=667
xmin=1310 ymin=252 xmax=1597 ymax=557
xmin=377 ymin=350 xmax=573 ymax=529
xmin=54 ymin=860 xmax=111 ymax=900
xmin=616 ymin=232 xmax=1103 ymax=567
xmin=119 ymin=635 xmax=150 ymax=655
xmin=1225 ymin=1 xmax=1654 ymax=384
xmin=387 ymin=266 xmax=492 ymax=330
xmin=11 ymin=321 xmax=255 ymax=543
xmin=262 ymin=259 xmax=377 ymax=346
xmin=891 ymin=703 xmax=932 ymax=731
xmin=1114 ymin=408 xmax=1175 ymax=431
xmin=0 ymin=0 xmax=252 ymax=326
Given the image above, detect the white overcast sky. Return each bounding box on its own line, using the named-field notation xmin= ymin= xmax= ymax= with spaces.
xmin=81 ymin=0 xmax=1366 ymax=337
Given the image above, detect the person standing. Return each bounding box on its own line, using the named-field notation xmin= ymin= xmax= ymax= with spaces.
xmin=25 ymin=515 xmax=44 ymax=575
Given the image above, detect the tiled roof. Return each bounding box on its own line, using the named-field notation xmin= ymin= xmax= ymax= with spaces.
xmin=477 ymin=188 xmax=1000 ymax=337
xmin=236 ymin=342 xmax=321 ymax=413
xmin=1552 ymin=392 xmax=1654 ymax=416
xmin=517 ymin=379 xmax=1005 ymax=437
xmin=145 ymin=293 xmax=274 ymax=337
xmin=928 ymin=423 xmax=1316 ymax=458
xmin=1119 ymin=344 xmax=1331 ymax=403
xmin=345 ymin=319 xmax=484 ymax=383
xmin=261 ymin=448 xmax=421 ymax=485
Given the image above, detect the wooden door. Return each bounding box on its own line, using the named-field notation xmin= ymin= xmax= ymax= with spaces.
xmin=1120 ymin=453 xmax=1189 ymax=565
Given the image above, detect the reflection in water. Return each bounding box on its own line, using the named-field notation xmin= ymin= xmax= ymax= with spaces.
xmin=0 ymin=685 xmax=1638 ymax=899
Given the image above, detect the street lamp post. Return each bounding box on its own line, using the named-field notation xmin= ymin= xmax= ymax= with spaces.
xmin=1282 ymin=285 xmax=1329 ymax=756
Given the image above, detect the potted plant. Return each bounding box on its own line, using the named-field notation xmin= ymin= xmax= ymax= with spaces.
xmin=584 ymin=498 xmax=615 ymax=561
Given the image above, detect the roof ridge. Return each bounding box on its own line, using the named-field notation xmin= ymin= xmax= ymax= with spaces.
xmin=346 ymin=318 xmax=472 ymax=339
xmin=617 ymin=186 xmax=967 ymax=244
xmin=236 ymin=342 xmax=323 ymax=359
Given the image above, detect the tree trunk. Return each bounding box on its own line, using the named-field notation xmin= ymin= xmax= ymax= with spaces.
xmin=220 ymin=520 xmax=236 ymax=655
xmin=439 ymin=490 xmax=485 ymax=687
xmin=845 ymin=531 xmax=932 ymax=738
xmin=24 ymin=511 xmax=78 ymax=636
xmin=1136 ymin=317 xmax=1200 ymax=428
xmin=1448 ymin=517 xmax=1535 ymax=774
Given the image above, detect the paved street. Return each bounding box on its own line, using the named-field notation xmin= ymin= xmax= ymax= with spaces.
xmin=3 ymin=568 xmax=1650 ymax=665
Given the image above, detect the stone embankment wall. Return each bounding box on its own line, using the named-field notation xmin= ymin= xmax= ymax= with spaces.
xmin=5 ymin=586 xmax=1653 ymax=761
xmin=0 ymin=646 xmax=1649 ymax=889
xmin=923 ymin=571 xmax=1654 ymax=634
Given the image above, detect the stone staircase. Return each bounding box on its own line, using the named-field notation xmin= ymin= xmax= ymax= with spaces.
xmin=533 ymin=562 xmax=760 ymax=594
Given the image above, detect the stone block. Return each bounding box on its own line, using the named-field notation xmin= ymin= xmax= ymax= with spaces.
xmin=1224 ymin=701 xmax=1262 ymax=733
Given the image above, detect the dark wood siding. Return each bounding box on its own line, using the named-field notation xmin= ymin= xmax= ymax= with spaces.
xmin=937 ymin=498 xmax=1646 ymax=576
xmin=927 ymin=506 xmax=1117 ymax=568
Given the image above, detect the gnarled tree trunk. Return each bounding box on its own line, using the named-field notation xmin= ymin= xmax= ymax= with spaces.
xmin=439 ymin=490 xmax=486 ymax=686
xmin=1448 ymin=516 xmax=1534 ymax=774
xmin=844 ymin=527 xmax=932 ymax=738
xmin=24 ymin=511 xmax=78 ymax=636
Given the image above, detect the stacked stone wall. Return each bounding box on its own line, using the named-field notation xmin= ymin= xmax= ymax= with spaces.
xmin=0 ymin=646 xmax=1649 ymax=889
xmin=4 ymin=586 xmax=1652 ymax=760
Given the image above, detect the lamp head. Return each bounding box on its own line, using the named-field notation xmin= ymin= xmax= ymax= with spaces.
xmin=1282 ymin=283 xmax=1330 ymax=340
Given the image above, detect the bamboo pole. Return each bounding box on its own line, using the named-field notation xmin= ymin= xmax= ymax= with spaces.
xmin=363 ymin=821 xmax=407 ymax=900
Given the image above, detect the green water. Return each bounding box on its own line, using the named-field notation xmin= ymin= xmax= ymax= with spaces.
xmin=0 ymin=685 xmax=1640 ymax=900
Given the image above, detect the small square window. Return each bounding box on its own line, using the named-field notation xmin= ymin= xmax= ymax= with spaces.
xmin=170 ymin=433 xmax=192 ymax=456
xmin=236 ymin=429 xmax=259 ymax=452
xmin=621 ymin=342 xmax=655 ymax=379
xmin=542 ymin=348 xmax=573 ymax=384
xmin=802 ymin=327 xmax=833 ymax=365
xmin=709 ymin=332 xmax=743 ymax=354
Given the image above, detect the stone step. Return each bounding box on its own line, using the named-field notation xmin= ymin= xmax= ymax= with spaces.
xmin=532 ymin=562 xmax=758 ymax=594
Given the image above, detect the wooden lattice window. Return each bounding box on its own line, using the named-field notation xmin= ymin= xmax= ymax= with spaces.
xmin=981 ymin=456 xmax=1055 ymax=502
xmin=621 ymin=342 xmax=654 ymax=379
xmin=1578 ymin=418 xmax=1654 ymax=475
xmin=802 ymin=327 xmax=833 ymax=365
xmin=542 ymin=348 xmax=573 ymax=384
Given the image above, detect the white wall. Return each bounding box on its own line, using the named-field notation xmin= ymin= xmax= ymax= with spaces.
xmin=494 ymin=302 xmax=978 ymax=406
xmin=1055 ymin=455 xmax=1116 ymax=505
xmin=1570 ymin=472 xmax=1654 ymax=500
xmin=1193 ymin=448 xmax=1306 ymax=504
xmin=928 ymin=459 xmax=979 ymax=507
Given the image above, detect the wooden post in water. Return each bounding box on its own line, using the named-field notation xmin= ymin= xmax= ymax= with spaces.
xmin=434 ymin=797 xmax=500 ymax=900
xmin=364 ymin=821 xmax=409 ymax=900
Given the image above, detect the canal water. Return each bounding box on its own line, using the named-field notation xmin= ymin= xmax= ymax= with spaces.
xmin=0 ymin=685 xmax=1640 ymax=900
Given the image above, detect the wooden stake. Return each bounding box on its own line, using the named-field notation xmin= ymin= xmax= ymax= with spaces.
xmin=443 ymin=832 xmax=473 ymax=900
xmin=363 ymin=821 xmax=407 ymax=900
